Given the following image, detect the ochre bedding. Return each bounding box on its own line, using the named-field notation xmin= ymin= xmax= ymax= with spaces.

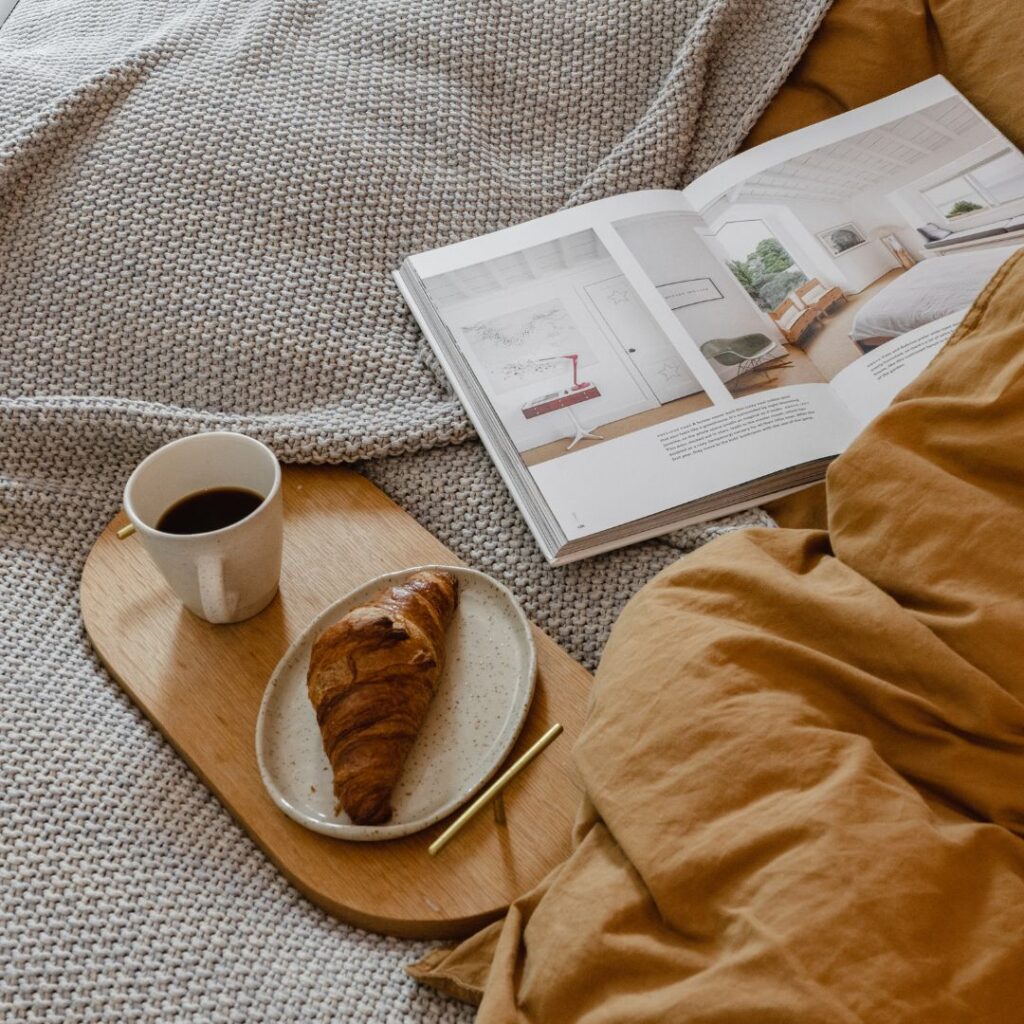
xmin=413 ymin=237 xmax=1024 ymax=1024
xmin=410 ymin=1 xmax=1024 ymax=1018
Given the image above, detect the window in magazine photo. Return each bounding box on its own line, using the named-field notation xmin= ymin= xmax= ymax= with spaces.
xmin=921 ymin=149 xmax=1024 ymax=219
xmin=614 ymin=211 xmax=829 ymax=398
xmin=422 ymin=230 xmax=713 ymax=468
xmin=695 ymin=96 xmax=1024 ymax=376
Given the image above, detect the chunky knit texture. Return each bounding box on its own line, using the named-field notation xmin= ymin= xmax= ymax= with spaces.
xmin=0 ymin=0 xmax=829 ymax=1019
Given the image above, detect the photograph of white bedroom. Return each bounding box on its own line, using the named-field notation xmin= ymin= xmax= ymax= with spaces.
xmin=613 ymin=211 xmax=829 ymax=396
xmin=698 ymin=95 xmax=1024 ymax=379
xmin=422 ymin=230 xmax=712 ymax=467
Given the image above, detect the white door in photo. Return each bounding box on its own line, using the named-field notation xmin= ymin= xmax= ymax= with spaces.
xmin=450 ymin=284 xmax=656 ymax=452
xmin=583 ymin=277 xmax=702 ymax=404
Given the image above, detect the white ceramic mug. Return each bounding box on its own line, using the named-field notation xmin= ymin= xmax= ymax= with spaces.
xmin=123 ymin=432 xmax=283 ymax=624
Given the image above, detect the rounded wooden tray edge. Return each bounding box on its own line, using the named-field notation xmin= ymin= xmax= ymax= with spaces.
xmin=79 ymin=468 xmax=592 ymax=939
xmin=82 ymin=621 xmax=507 ymax=940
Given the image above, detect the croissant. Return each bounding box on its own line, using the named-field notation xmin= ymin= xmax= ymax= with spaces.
xmin=306 ymin=569 xmax=459 ymax=825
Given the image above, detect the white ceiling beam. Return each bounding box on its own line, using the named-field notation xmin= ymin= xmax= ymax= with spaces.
xmin=754 ymin=162 xmax=859 ymax=186
xmin=918 ymin=111 xmax=959 ymax=141
xmin=797 ymin=143 xmax=908 ymax=176
xmin=751 ymin=165 xmax=877 ymax=193
xmin=826 ymin=148 xmax=908 ymax=175
xmin=737 ymin=183 xmax=852 ymax=203
xmin=874 ymin=123 xmax=934 ymax=156
xmin=742 ymin=182 xmax=854 ymax=202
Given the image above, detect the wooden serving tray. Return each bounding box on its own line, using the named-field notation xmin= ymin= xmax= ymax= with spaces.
xmin=81 ymin=466 xmax=591 ymax=939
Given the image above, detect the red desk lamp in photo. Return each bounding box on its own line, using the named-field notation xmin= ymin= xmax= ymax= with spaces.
xmin=521 ymin=353 xmax=603 ymax=451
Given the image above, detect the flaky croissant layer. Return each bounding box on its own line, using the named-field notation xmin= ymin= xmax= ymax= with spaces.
xmin=307 ymin=570 xmax=459 ymax=825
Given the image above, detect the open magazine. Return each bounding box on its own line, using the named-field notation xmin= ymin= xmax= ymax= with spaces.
xmin=395 ymin=77 xmax=1024 ymax=564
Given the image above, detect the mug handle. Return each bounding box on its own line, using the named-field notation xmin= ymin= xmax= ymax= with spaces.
xmin=197 ymin=554 xmax=234 ymax=624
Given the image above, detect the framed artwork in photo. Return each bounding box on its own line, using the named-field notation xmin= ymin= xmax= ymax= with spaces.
xmin=817 ymin=222 xmax=868 ymax=256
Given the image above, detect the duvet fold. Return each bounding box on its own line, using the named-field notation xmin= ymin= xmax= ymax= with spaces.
xmin=410 ymin=0 xmax=1024 ymax=1016
xmin=409 ymin=249 xmax=1024 ymax=1023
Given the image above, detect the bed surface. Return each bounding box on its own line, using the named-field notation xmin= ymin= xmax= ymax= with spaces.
xmin=415 ymin=0 xmax=1024 ymax=1017
xmin=5 ymin=0 xmax=1024 ymax=1019
xmin=415 ymin=236 xmax=1024 ymax=1024
xmin=1 ymin=1 xmax=827 ymax=1021
xmin=850 ymin=245 xmax=1022 ymax=341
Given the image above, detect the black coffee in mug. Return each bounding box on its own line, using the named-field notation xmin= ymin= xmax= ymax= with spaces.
xmin=156 ymin=487 xmax=264 ymax=535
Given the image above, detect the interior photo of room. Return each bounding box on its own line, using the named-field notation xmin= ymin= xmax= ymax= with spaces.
xmin=423 ymin=230 xmax=712 ymax=467
xmin=614 ymin=210 xmax=830 ymax=393
xmin=699 ymin=96 xmax=1024 ymax=377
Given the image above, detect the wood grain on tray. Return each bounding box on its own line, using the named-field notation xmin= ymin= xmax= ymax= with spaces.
xmin=80 ymin=466 xmax=591 ymax=939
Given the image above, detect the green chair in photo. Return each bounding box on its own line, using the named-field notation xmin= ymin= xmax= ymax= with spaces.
xmin=700 ymin=333 xmax=777 ymax=393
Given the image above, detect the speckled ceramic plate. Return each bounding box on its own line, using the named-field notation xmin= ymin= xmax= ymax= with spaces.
xmin=255 ymin=565 xmax=537 ymax=841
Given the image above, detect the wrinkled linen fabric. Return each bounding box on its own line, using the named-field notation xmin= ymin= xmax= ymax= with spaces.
xmin=409 ymin=2 xmax=1024 ymax=1013
xmin=0 ymin=0 xmax=832 ymax=1020
xmin=410 ymin=241 xmax=1024 ymax=1024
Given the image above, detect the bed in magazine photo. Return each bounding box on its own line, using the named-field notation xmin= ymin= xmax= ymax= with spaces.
xmin=850 ymin=245 xmax=1020 ymax=350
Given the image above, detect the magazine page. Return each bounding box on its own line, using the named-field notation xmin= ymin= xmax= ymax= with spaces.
xmin=828 ymin=312 xmax=964 ymax=425
xmin=407 ymin=191 xmax=858 ymax=546
xmin=682 ymin=75 xmax=1024 ymax=426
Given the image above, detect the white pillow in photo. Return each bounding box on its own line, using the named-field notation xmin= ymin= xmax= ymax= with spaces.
xmin=777 ymin=305 xmax=802 ymax=330
xmin=803 ymin=284 xmax=826 ymax=303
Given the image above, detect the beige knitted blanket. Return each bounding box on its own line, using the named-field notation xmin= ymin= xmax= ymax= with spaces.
xmin=0 ymin=0 xmax=829 ymax=1019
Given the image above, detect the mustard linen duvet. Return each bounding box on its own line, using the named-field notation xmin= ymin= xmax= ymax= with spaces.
xmin=410 ymin=0 xmax=1024 ymax=1018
